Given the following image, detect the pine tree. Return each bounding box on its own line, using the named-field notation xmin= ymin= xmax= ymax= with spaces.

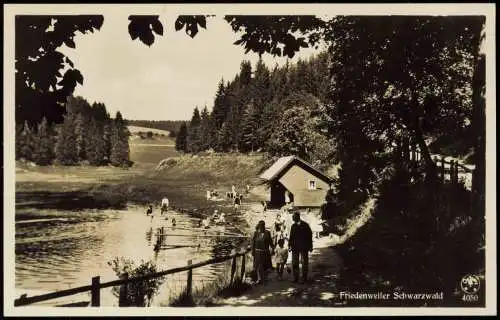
xmin=200 ymin=106 xmax=215 ymax=150
xmin=215 ymin=122 xmax=232 ymax=152
xmin=86 ymin=118 xmax=107 ymax=165
xmin=16 ymin=121 xmax=34 ymax=161
xmin=239 ymin=60 xmax=252 ymax=88
xmin=102 ymin=120 xmax=112 ymax=163
xmin=212 ymin=79 xmax=227 ymax=130
xmin=239 ymin=102 xmax=260 ymax=153
xmin=55 ymin=112 xmax=78 ymax=165
xmin=110 ymin=111 xmax=130 ymax=167
xmin=258 ymin=100 xmax=280 ymax=149
xmin=32 ymin=117 xmax=55 ymax=165
xmin=186 ymin=107 xmax=202 ymax=153
xmin=74 ymin=112 xmax=89 ymax=161
xmin=175 ymin=122 xmax=188 ymax=152
xmin=252 ymin=57 xmax=271 ymax=109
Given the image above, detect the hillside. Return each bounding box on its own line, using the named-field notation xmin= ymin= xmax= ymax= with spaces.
xmin=128 ymin=125 xmax=171 ymax=136
xmin=127 ymin=120 xmax=185 ymax=134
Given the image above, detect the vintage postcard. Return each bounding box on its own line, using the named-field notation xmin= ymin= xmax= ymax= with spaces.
xmin=3 ymin=3 xmax=496 ymax=317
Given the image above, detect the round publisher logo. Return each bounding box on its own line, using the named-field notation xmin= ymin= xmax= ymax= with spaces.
xmin=460 ymin=274 xmax=480 ymax=294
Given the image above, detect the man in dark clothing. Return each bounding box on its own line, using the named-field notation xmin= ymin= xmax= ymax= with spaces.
xmin=288 ymin=211 xmax=313 ymax=283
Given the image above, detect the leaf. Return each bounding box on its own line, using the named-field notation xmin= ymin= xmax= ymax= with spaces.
xmin=128 ymin=20 xmax=139 ymax=40
xmin=175 ymin=17 xmax=185 ymax=31
xmin=65 ymin=56 xmax=74 ymax=68
xmin=139 ymin=30 xmax=155 ymax=47
xmin=64 ymin=38 xmax=75 ymax=48
xmin=152 ymin=18 xmax=163 ymax=36
xmin=233 ymin=39 xmax=244 ymax=45
xmin=197 ymin=16 xmax=207 ymax=29
xmin=187 ymin=24 xmax=198 ymax=38
xmin=93 ymin=15 xmax=104 ymax=30
xmin=128 ymin=16 xmax=158 ymax=46
xmin=75 ymin=71 xmax=83 ymax=85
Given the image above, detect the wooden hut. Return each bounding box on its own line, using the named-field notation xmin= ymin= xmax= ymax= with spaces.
xmin=259 ymin=156 xmax=333 ymax=208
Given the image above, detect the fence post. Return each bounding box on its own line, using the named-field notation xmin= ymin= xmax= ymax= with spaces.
xmin=403 ymin=137 xmax=410 ymax=162
xmin=451 ymin=160 xmax=457 ymax=184
xmin=230 ymin=255 xmax=237 ymax=285
xmin=410 ymin=142 xmax=415 ymax=163
xmin=186 ymin=260 xmax=193 ymax=300
xmin=440 ymin=157 xmax=446 ymax=183
xmin=91 ymin=276 xmax=100 ymax=307
xmin=240 ymin=253 xmax=246 ymax=283
xmin=119 ymin=272 xmax=129 ymax=307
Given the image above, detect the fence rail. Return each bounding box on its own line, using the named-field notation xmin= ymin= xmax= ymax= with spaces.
xmin=14 ymin=247 xmax=251 ymax=307
xmin=391 ymin=137 xmax=475 ymax=189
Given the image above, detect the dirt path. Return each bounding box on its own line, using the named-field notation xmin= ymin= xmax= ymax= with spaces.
xmin=207 ymin=196 xmax=375 ymax=307
xmin=212 ymin=235 xmax=346 ymax=306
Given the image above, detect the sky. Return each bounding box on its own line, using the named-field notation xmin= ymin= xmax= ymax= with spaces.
xmin=59 ymin=13 xmax=324 ymax=121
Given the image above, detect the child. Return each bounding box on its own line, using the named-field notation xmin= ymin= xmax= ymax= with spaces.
xmin=234 ymin=196 xmax=241 ymax=212
xmin=202 ymin=218 xmax=210 ymax=229
xmin=274 ymin=238 xmax=288 ymax=280
xmin=212 ymin=210 xmax=219 ymax=222
xmin=146 ymin=205 xmax=153 ymax=216
xmin=217 ymin=213 xmax=226 ymax=224
xmin=161 ymin=197 xmax=169 ymax=215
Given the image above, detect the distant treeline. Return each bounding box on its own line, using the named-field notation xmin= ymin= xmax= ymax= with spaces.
xmin=16 ymin=96 xmax=131 ymax=167
xmin=127 ymin=120 xmax=186 ymax=135
xmin=175 ymin=52 xmax=335 ymax=168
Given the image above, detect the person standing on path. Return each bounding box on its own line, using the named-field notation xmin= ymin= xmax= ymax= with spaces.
xmin=274 ymin=238 xmax=288 ymax=280
xmin=251 ymin=220 xmax=274 ymax=284
xmin=285 ymin=190 xmax=291 ymax=206
xmin=288 ymin=211 xmax=313 ymax=283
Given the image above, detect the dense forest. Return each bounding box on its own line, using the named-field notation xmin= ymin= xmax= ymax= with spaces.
xmin=15 ymin=96 xmax=131 ymax=167
xmin=175 ymin=52 xmax=335 ymax=169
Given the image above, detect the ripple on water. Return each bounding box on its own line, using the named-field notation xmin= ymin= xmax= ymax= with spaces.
xmin=16 ymin=208 xmax=248 ymax=295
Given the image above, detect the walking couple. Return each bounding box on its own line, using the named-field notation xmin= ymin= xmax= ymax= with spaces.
xmin=251 ymin=211 xmax=313 ymax=284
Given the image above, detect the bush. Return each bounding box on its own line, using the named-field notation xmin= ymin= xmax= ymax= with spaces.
xmin=108 ymin=257 xmax=166 ymax=307
xmin=337 ymin=168 xmax=483 ymax=303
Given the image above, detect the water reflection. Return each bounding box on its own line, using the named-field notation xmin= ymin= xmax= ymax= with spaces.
xmin=15 ymin=205 xmax=248 ymax=305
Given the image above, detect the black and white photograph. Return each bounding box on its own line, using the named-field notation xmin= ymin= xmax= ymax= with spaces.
xmin=3 ymin=3 xmax=496 ymax=317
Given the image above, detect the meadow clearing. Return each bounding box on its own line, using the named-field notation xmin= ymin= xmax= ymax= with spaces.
xmin=15 ymin=132 xmax=269 ymax=215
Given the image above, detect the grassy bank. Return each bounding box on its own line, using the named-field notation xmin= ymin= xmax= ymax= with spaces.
xmin=165 ymin=252 xmax=254 ymax=307
xmin=16 ymin=151 xmax=268 ymax=213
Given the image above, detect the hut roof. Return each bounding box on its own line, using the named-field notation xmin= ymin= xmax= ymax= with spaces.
xmin=259 ymin=155 xmax=332 ymax=183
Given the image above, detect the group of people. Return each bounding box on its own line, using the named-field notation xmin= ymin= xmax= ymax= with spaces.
xmin=199 ymin=210 xmax=226 ymax=229
xmin=206 ymin=189 xmax=220 ymax=201
xmin=251 ymin=210 xmax=313 ymax=284
xmin=146 ymin=197 xmax=176 ymax=225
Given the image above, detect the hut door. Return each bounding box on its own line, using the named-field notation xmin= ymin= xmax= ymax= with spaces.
xmin=270 ymin=182 xmax=286 ymax=208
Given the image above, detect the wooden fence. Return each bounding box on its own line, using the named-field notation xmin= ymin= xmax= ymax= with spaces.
xmin=14 ymin=247 xmax=251 ymax=307
xmin=432 ymin=155 xmax=474 ymax=186
xmin=391 ymin=137 xmax=474 ymax=188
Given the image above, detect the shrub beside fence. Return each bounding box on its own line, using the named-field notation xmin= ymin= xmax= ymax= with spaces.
xmin=14 ymin=247 xmax=252 ymax=307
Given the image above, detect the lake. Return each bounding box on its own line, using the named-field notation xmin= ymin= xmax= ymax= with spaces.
xmin=15 ymin=205 xmax=249 ymax=306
